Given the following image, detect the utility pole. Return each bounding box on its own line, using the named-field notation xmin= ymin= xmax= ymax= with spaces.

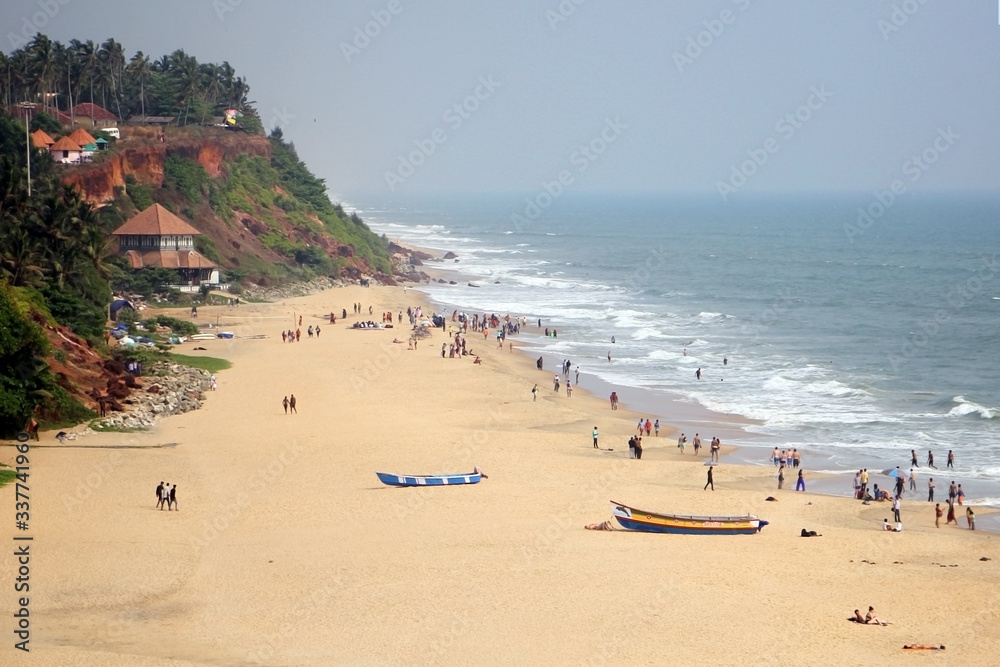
xmin=17 ymin=102 xmax=33 ymax=197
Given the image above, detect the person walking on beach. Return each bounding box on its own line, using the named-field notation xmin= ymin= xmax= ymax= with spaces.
xmin=949 ymin=480 xmax=957 ymax=502
xmin=710 ymin=437 xmax=720 ymax=463
xmin=282 ymin=396 xmax=289 ymax=414
xmin=704 ymin=466 xmax=715 ymax=491
xmin=609 ymin=392 xmax=619 ymax=410
xmin=693 ymin=433 xmax=701 ymax=455
xmin=909 ymin=469 xmax=916 ymax=493
xmin=854 ymin=471 xmax=862 ymax=499
xmin=928 ymin=478 xmax=935 ymax=502
xmin=935 ymin=503 xmax=943 ymax=527
xmin=893 ymin=496 xmax=901 ymax=522
xmin=553 ymin=376 xmax=560 ymax=393
xmin=957 ymin=484 xmax=964 ymax=505
xmin=911 ymin=449 xmax=918 ymax=467
xmin=947 ymin=450 xmax=955 ymax=468
xmin=645 ymin=420 xmax=652 ymax=436
xmin=155 ymin=481 xmax=165 ymax=509
xmin=946 ymin=498 xmax=957 ymax=525
xmin=592 ymin=426 xmax=599 ymax=449
xmin=169 ymin=484 xmax=178 ymax=511
xmin=289 ymin=394 xmax=297 ymax=414
xmin=927 ymin=450 xmax=937 ymax=468
xmin=566 ymin=381 xmax=573 ymax=397
xmin=654 ymin=419 xmax=659 ymax=437
xmin=633 ymin=436 xmax=643 ymax=459
xmin=532 ymin=384 xmax=538 ymax=402
xmin=772 ymin=448 xmax=781 ymax=467
xmin=795 ymin=469 xmax=806 ymax=492
xmin=778 ymin=465 xmax=785 ymax=490
xmin=160 ymin=483 xmax=170 ymax=511
xmin=861 ymin=469 xmax=869 ymax=495
xmin=793 ymin=449 xmax=801 ymax=468
xmin=575 ymin=367 xmax=580 ymax=384
xmin=966 ymin=507 xmax=975 ymax=530
xmin=677 ymin=433 xmax=686 ymax=454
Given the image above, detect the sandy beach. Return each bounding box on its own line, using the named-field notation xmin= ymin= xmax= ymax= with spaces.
xmin=2 ymin=283 xmax=999 ymax=666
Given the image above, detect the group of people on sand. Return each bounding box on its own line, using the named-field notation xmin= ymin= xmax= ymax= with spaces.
xmin=676 ymin=432 xmax=722 ymax=462
xmin=155 ymin=481 xmax=179 ymax=511
xmin=851 ymin=606 xmax=889 ymax=625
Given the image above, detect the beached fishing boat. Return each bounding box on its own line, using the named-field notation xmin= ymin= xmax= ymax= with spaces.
xmin=376 ymin=471 xmax=482 ymax=487
xmin=610 ymin=501 xmax=767 ymax=535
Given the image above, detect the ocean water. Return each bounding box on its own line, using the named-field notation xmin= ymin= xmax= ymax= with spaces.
xmin=346 ymin=192 xmax=1000 ymax=506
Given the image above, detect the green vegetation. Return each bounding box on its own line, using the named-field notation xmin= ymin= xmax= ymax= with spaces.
xmin=2 ymin=35 xmax=253 ymax=127
xmin=164 ymin=155 xmax=209 ymax=203
xmin=169 ymin=353 xmax=231 ymax=373
xmin=0 ymin=468 xmax=15 ymax=489
xmin=0 ymin=283 xmax=94 ymax=437
xmin=90 ymin=422 xmax=148 ymax=433
xmin=30 ymin=112 xmax=62 ymax=135
xmin=144 ymin=315 xmax=199 ymax=337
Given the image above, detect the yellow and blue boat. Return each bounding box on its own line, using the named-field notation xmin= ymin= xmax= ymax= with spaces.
xmin=611 ymin=501 xmax=767 ymax=535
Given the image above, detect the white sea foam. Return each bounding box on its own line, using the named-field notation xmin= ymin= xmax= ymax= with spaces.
xmin=949 ymin=396 xmax=998 ymax=419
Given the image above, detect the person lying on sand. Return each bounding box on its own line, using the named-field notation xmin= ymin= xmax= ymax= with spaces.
xmin=585 ymin=520 xmax=617 ymax=531
xmin=903 ymin=644 xmax=945 ymax=650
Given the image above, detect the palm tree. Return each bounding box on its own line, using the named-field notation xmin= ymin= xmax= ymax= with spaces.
xmin=173 ymin=53 xmax=201 ymax=125
xmin=128 ymin=51 xmax=151 ymax=118
xmin=100 ymin=38 xmax=126 ymax=119
xmin=28 ymin=35 xmax=58 ymax=114
xmin=72 ymin=39 xmax=99 ymax=107
xmin=199 ymin=62 xmax=222 ymax=124
xmin=52 ymin=41 xmax=75 ymax=120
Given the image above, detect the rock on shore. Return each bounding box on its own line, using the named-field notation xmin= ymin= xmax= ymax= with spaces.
xmin=93 ymin=361 xmax=211 ymax=431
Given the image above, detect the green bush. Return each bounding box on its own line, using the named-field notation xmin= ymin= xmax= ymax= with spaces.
xmin=145 ymin=315 xmax=199 ymax=337
xmin=128 ymin=183 xmax=154 ymax=211
xmin=164 ymin=155 xmax=208 ymax=203
xmin=195 ymin=235 xmax=222 ymax=264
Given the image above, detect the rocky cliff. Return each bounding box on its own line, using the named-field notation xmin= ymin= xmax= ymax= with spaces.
xmin=62 ymin=127 xmax=271 ymax=205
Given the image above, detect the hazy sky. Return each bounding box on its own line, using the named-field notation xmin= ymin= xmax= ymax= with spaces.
xmin=4 ymin=0 xmax=999 ymax=197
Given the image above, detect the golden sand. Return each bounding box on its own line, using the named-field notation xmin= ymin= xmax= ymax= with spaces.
xmin=1 ymin=284 xmax=998 ymax=665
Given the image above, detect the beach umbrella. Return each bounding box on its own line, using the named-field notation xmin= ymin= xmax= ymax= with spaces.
xmin=880 ymin=468 xmax=908 ymax=481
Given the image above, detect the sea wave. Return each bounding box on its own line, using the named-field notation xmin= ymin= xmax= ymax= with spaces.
xmin=949 ymin=396 xmax=998 ymax=419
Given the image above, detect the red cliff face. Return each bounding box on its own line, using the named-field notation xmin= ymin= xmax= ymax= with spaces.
xmin=62 ymin=130 xmax=271 ymax=205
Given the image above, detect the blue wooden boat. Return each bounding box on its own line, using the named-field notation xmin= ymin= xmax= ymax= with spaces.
xmin=611 ymin=500 xmax=767 ymax=535
xmin=376 ymin=471 xmax=482 ymax=487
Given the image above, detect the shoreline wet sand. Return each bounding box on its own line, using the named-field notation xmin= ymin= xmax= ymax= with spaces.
xmin=1 ymin=282 xmax=998 ymax=665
